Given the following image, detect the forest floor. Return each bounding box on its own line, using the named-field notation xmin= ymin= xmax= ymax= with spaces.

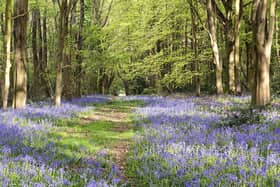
xmin=1 ymin=95 xmax=279 ymax=186
xmin=51 ymin=99 xmax=143 ymax=182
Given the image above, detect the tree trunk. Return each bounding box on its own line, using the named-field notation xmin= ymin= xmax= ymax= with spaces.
xmin=225 ymin=1 xmax=235 ymax=94
xmin=97 ymin=68 xmax=104 ymax=94
xmin=245 ymin=22 xmax=254 ymax=92
xmin=276 ymin=9 xmax=279 ymax=58
xmin=2 ymin=0 xmax=12 ymax=110
xmin=123 ymin=80 xmax=129 ymax=96
xmin=55 ymin=0 xmax=78 ymax=105
xmin=63 ymin=48 xmax=72 ymax=100
xmin=55 ymin=0 xmax=67 ymax=106
xmin=234 ymin=0 xmax=242 ymax=95
xmin=252 ymin=0 xmax=276 ymax=107
xmin=75 ymin=0 xmax=85 ymax=98
xmin=42 ymin=11 xmax=49 ymax=97
xmin=37 ymin=10 xmax=44 ymax=98
xmin=63 ymin=22 xmax=72 ymax=100
xmin=191 ymin=0 xmax=200 ymax=96
xmin=42 ymin=13 xmax=48 ymax=69
xmin=0 ymin=14 xmax=3 ymax=35
xmin=255 ymin=53 xmax=270 ymax=106
xmin=13 ymin=0 xmax=28 ymax=109
xmin=207 ymin=0 xmax=223 ymax=94
xmin=32 ymin=9 xmax=40 ymax=99
xmin=64 ymin=1 xmax=78 ymax=100
xmin=251 ymin=1 xmax=258 ymax=103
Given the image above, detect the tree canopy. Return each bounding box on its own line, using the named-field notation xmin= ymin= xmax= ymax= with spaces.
xmin=0 ymin=0 xmax=279 ymax=108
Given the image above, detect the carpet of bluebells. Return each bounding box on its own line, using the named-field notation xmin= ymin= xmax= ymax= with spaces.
xmin=127 ymin=96 xmax=280 ymax=186
xmin=1 ymin=94 xmax=279 ymax=186
xmin=0 ymin=95 xmax=122 ymax=187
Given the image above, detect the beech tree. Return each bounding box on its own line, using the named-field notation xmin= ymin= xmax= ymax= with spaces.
xmin=32 ymin=9 xmax=40 ymax=99
xmin=2 ymin=0 xmax=12 ymax=110
xmin=75 ymin=0 xmax=84 ymax=98
xmin=206 ymin=0 xmax=223 ymax=94
xmin=234 ymin=0 xmax=242 ymax=95
xmin=190 ymin=0 xmax=200 ymax=96
xmin=252 ymin=0 xmax=276 ymax=107
xmin=55 ymin=0 xmax=77 ymax=106
xmin=13 ymin=0 xmax=28 ymax=109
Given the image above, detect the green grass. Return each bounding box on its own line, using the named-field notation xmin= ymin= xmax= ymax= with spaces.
xmin=92 ymin=99 xmax=145 ymax=112
xmin=49 ymin=99 xmax=144 ymax=158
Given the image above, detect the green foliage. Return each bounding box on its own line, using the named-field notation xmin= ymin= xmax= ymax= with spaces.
xmin=101 ymin=0 xmax=213 ymax=94
xmin=0 ymin=0 xmax=279 ymax=97
xmin=218 ymin=108 xmax=266 ymax=128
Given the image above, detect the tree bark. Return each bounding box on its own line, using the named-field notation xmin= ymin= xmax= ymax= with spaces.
xmin=234 ymin=0 xmax=242 ymax=95
xmin=55 ymin=0 xmax=67 ymax=106
xmin=42 ymin=13 xmax=48 ymax=69
xmin=245 ymin=20 xmax=254 ymax=92
xmin=276 ymin=8 xmax=279 ymax=58
xmin=42 ymin=11 xmax=49 ymax=97
xmin=2 ymin=0 xmax=12 ymax=110
xmin=251 ymin=0 xmax=259 ymax=103
xmin=55 ymin=0 xmax=78 ymax=105
xmin=37 ymin=11 xmax=45 ymax=98
xmin=0 ymin=14 xmax=3 ymax=35
xmin=13 ymin=0 xmax=28 ymax=109
xmin=252 ymin=0 xmax=276 ymax=107
xmin=75 ymin=0 xmax=85 ymax=98
xmin=191 ymin=0 xmax=200 ymax=96
xmin=32 ymin=9 xmax=40 ymax=99
xmin=63 ymin=11 xmax=72 ymax=100
xmin=225 ymin=0 xmax=236 ymax=94
xmin=207 ymin=0 xmax=223 ymax=94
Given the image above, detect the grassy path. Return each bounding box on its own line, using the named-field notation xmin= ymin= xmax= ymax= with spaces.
xmin=82 ymin=99 xmax=141 ymax=178
xmin=51 ymin=98 xmax=142 ymax=183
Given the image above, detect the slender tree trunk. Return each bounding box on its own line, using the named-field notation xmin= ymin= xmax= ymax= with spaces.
xmin=225 ymin=1 xmax=236 ymax=94
xmin=0 ymin=14 xmax=3 ymax=105
xmin=191 ymin=0 xmax=200 ymax=96
xmin=75 ymin=0 xmax=85 ymax=98
xmin=32 ymin=9 xmax=39 ymax=99
xmin=98 ymin=68 xmax=104 ymax=94
xmin=42 ymin=13 xmax=48 ymax=68
xmin=55 ymin=0 xmax=67 ymax=106
xmin=42 ymin=11 xmax=49 ymax=96
xmin=2 ymin=0 xmax=12 ymax=110
xmin=38 ymin=12 xmax=43 ymax=67
xmin=276 ymin=9 xmax=279 ymax=58
xmin=37 ymin=10 xmax=44 ymax=98
xmin=104 ymin=72 xmax=114 ymax=94
xmin=252 ymin=0 xmax=276 ymax=107
xmin=123 ymin=80 xmax=129 ymax=96
xmin=63 ymin=13 xmax=72 ymax=100
xmin=234 ymin=0 xmax=242 ymax=95
xmin=251 ymin=1 xmax=258 ymax=103
xmin=246 ymin=42 xmax=253 ymax=90
xmin=245 ymin=22 xmax=254 ymax=92
xmin=207 ymin=0 xmax=223 ymax=94
xmin=63 ymin=1 xmax=78 ymax=100
xmin=184 ymin=18 xmax=188 ymax=56
xmin=13 ymin=0 xmax=28 ymax=109
xmin=0 ymin=14 xmax=3 ymax=35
